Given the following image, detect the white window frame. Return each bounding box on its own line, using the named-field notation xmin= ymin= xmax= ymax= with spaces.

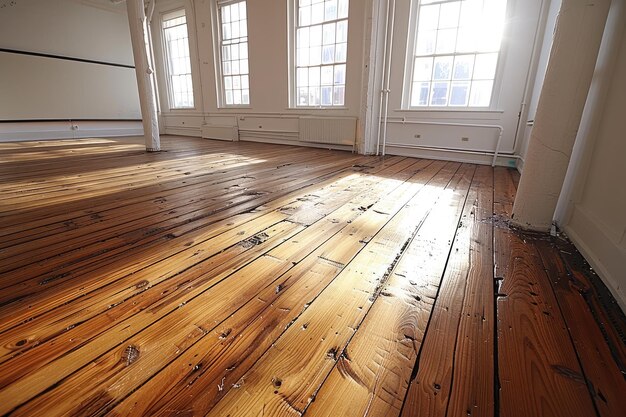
xmin=161 ymin=8 xmax=195 ymax=110
xmin=288 ymin=0 xmax=350 ymax=109
xmin=402 ymin=0 xmax=510 ymax=111
xmin=212 ymin=0 xmax=251 ymax=108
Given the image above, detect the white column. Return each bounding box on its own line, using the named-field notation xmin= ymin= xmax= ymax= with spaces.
xmin=511 ymin=0 xmax=611 ymax=231
xmin=126 ymin=0 xmax=160 ymax=152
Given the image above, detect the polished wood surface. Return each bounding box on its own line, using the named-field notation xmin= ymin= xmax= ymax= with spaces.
xmin=0 ymin=136 xmax=623 ymax=417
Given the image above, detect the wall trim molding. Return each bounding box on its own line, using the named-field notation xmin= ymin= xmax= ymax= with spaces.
xmin=0 ymin=48 xmax=135 ymax=69
xmin=0 ymin=121 xmax=143 ymax=142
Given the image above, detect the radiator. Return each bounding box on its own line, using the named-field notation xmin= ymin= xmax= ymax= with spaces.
xmin=298 ymin=117 xmax=356 ymax=146
xmin=201 ymin=124 xmax=239 ymax=141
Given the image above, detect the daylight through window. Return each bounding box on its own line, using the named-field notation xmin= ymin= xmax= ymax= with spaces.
xmin=409 ymin=0 xmax=507 ymax=108
xmin=218 ymin=0 xmax=250 ymax=106
xmin=162 ymin=11 xmax=194 ymax=109
xmin=295 ymin=0 xmax=349 ymax=107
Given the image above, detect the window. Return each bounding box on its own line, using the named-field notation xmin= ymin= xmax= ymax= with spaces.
xmin=408 ymin=0 xmax=507 ymax=108
xmin=162 ymin=10 xmax=194 ymax=109
xmin=217 ymin=0 xmax=250 ymax=106
xmin=294 ymin=0 xmax=349 ymax=107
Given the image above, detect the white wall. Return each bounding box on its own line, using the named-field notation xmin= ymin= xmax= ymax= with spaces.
xmin=555 ymin=0 xmax=626 ymax=310
xmin=0 ymin=0 xmax=142 ymax=140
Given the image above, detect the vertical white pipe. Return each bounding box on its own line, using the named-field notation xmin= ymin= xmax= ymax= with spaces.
xmin=127 ymin=0 xmax=160 ymax=152
xmin=381 ymin=0 xmax=396 ymax=157
xmin=375 ymin=0 xmax=391 ymax=156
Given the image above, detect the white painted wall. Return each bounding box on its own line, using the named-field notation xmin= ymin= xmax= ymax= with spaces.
xmin=555 ymin=0 xmax=626 ymax=310
xmin=0 ymin=0 xmax=142 ymax=140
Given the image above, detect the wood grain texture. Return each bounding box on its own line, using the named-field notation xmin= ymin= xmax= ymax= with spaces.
xmin=0 ymin=137 xmax=623 ymax=417
xmin=538 ymin=240 xmax=626 ymax=417
xmin=306 ymin=163 xmax=476 ymax=417
xmin=494 ymin=168 xmax=598 ymax=417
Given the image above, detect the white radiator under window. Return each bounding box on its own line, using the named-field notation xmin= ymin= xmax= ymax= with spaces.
xmin=298 ymin=117 xmax=356 ymax=146
xmin=201 ymin=124 xmax=239 ymax=141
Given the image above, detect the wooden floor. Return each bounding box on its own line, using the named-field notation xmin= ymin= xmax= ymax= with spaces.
xmin=0 ymin=136 xmax=624 ymax=417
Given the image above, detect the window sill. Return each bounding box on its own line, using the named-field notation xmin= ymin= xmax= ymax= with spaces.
xmin=287 ymin=106 xmax=350 ymax=111
xmin=217 ymin=106 xmax=253 ymax=110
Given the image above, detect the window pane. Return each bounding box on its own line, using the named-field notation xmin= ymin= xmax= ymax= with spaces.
xmin=295 ymin=0 xmax=349 ymax=107
xmin=435 ymin=28 xmax=457 ymax=54
xmin=218 ymin=1 xmax=250 ymax=106
xmin=433 ymin=56 xmax=453 ymax=80
xmin=321 ymin=65 xmax=333 ymax=85
xmin=336 ymin=20 xmax=348 ymax=42
xmin=450 ymin=81 xmax=470 ymax=106
xmin=430 ymin=82 xmax=449 ymax=106
xmin=298 ymin=87 xmax=309 ymax=105
xmin=323 ymin=23 xmax=336 ymax=45
xmin=413 ymin=57 xmax=433 ymax=81
xmin=311 ymin=2 xmax=324 ymax=24
xmin=297 ymin=67 xmax=308 ymax=87
xmin=309 ymin=25 xmax=322 ymax=46
xmin=407 ymin=0 xmax=507 ymax=108
xmin=337 ymin=0 xmax=348 ymax=19
xmin=411 ymin=82 xmax=430 ymax=106
xmin=322 ymin=45 xmax=335 ymax=64
xmin=333 ymin=85 xmax=345 ymax=105
xmin=334 ymin=64 xmax=346 ymax=84
xmin=469 ymin=80 xmax=493 ymax=106
xmin=309 ymin=86 xmax=321 ymax=105
xmin=453 ymin=54 xmax=474 ymax=80
xmin=309 ymin=66 xmax=321 ymax=86
xmin=325 ymin=0 xmax=337 ymax=21
xmin=474 ymin=53 xmax=498 ymax=79
xmin=299 ymin=6 xmax=311 ymax=26
xmin=415 ymin=30 xmax=436 ymax=56
xmin=439 ymin=2 xmax=460 ymax=29
xmin=163 ymin=12 xmax=194 ymax=108
xmin=418 ymin=5 xmax=439 ymax=31
xmin=321 ymin=86 xmax=333 ymax=105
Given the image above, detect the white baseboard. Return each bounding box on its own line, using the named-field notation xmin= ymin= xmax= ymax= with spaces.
xmin=564 ymin=205 xmax=626 ymax=312
xmin=240 ymin=135 xmax=354 ymax=152
xmin=0 ymin=121 xmax=143 ymax=142
xmin=164 ymin=127 xmax=202 ymax=137
xmin=383 ymin=144 xmax=520 ymax=167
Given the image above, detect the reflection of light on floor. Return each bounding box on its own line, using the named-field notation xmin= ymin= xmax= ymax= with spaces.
xmin=1 ymin=151 xmax=268 ymax=211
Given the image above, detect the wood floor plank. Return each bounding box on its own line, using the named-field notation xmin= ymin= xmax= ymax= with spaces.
xmin=0 ymin=153 xmax=359 ymax=274
xmin=554 ymin=239 xmax=626 ymax=374
xmin=0 ymin=158 xmax=409 ymax=365
xmin=1 ymin=137 xmax=624 ymax=417
xmin=100 ymin=161 xmax=443 ymax=417
xmin=494 ymin=169 xmax=598 ymax=417
xmin=205 ymin=162 xmax=468 ymax=417
xmin=5 ymin=160 xmax=438 ymax=416
xmin=304 ymin=165 xmax=478 ymax=417
xmin=537 ymin=239 xmax=626 ymax=417
xmin=445 ymin=165 xmax=495 ymax=417
xmin=396 ymin=165 xmax=494 ymax=417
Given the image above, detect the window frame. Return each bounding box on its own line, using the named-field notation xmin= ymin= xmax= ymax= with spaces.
xmin=402 ymin=0 xmax=509 ymax=111
xmin=213 ymin=0 xmax=251 ymax=108
xmin=160 ymin=8 xmax=196 ymax=110
xmin=288 ymin=0 xmax=350 ymax=109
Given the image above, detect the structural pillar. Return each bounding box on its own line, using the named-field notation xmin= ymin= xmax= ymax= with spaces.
xmin=511 ymin=0 xmax=611 ymax=231
xmin=126 ymin=0 xmax=160 ymax=152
